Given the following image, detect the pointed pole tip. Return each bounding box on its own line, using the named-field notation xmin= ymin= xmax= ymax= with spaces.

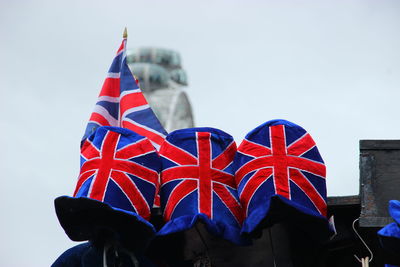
xmin=123 ymin=27 xmax=128 ymax=39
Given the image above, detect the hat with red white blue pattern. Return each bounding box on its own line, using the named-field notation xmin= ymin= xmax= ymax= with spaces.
xmin=55 ymin=126 xmax=161 ymax=250
xmin=234 ymin=119 xmax=332 ymax=241
xmin=157 ymin=127 xmax=248 ymax=245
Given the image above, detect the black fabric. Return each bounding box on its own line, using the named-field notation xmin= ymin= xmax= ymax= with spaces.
xmin=52 ymin=243 xmax=102 ymax=267
xmin=55 ymin=196 xmax=155 ymax=251
xmin=52 ymin=242 xmax=156 ymax=267
xmin=248 ymin=196 xmax=333 ymax=243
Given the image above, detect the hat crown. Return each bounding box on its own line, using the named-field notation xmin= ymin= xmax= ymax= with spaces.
xmin=235 ymin=120 xmax=328 ymax=235
xmin=158 ymin=127 xmax=247 ymax=244
xmin=74 ymin=126 xmax=160 ymax=221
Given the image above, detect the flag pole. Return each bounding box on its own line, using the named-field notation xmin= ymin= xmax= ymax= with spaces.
xmin=123 ymin=27 xmax=128 ymax=38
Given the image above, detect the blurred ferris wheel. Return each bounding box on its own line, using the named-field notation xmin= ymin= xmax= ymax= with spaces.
xmin=126 ymin=47 xmax=194 ymax=132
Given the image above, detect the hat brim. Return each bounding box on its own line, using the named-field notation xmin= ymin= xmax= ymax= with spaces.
xmin=55 ymin=196 xmax=155 ymax=251
xmin=389 ymin=200 xmax=400 ymax=225
xmin=242 ymin=195 xmax=333 ymax=243
xmin=378 ymin=222 xmax=400 ymax=264
xmin=157 ymin=213 xmax=251 ymax=245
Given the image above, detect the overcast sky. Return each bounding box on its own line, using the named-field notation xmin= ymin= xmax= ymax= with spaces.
xmin=1 ymin=0 xmax=400 ymax=266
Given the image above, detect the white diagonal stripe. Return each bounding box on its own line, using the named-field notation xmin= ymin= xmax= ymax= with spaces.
xmin=98 ymin=96 xmax=120 ymax=103
xmin=122 ymin=117 xmax=167 ymax=139
xmin=120 ymin=89 xmax=141 ymax=98
xmin=107 ymin=72 xmax=120 ymax=78
xmin=92 ymin=104 xmax=118 ymax=126
xmin=120 ymin=105 xmax=150 ymax=120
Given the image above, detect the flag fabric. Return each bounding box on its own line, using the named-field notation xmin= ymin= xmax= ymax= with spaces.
xmin=234 ymin=119 xmax=331 ymax=239
xmin=55 ymin=126 xmax=161 ymax=249
xmin=82 ymin=36 xmax=167 ymax=150
xmin=157 ymin=128 xmax=247 ymax=245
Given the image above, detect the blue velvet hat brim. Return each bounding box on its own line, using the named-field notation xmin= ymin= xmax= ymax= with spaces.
xmin=242 ymin=195 xmax=333 ymax=242
xmin=378 ymin=223 xmax=400 ymax=265
xmin=378 ymin=223 xmax=400 ymax=253
xmin=389 ymin=200 xmax=400 ymax=225
xmin=55 ymin=196 xmax=156 ymax=251
xmin=157 ymin=213 xmax=251 ymax=245
xmin=377 ymin=201 xmax=400 ymax=265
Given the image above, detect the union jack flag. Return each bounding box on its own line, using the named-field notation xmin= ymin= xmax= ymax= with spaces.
xmin=74 ymin=126 xmax=160 ymax=221
xmin=235 ymin=120 xmax=327 ymax=231
xmin=83 ymin=33 xmax=167 ymax=150
xmin=158 ymin=128 xmax=244 ymax=242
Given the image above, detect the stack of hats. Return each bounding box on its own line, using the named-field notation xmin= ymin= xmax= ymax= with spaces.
xmin=55 ymin=119 xmax=333 ymax=264
xmin=155 ymin=120 xmax=332 ymax=244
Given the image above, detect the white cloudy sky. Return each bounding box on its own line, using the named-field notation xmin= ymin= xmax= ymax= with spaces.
xmin=1 ymin=0 xmax=400 ymax=266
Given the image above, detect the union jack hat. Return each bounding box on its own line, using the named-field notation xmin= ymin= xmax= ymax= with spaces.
xmin=234 ymin=119 xmax=332 ymax=241
xmin=55 ymin=126 xmax=161 ymax=250
xmin=157 ymin=127 xmax=247 ymax=245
